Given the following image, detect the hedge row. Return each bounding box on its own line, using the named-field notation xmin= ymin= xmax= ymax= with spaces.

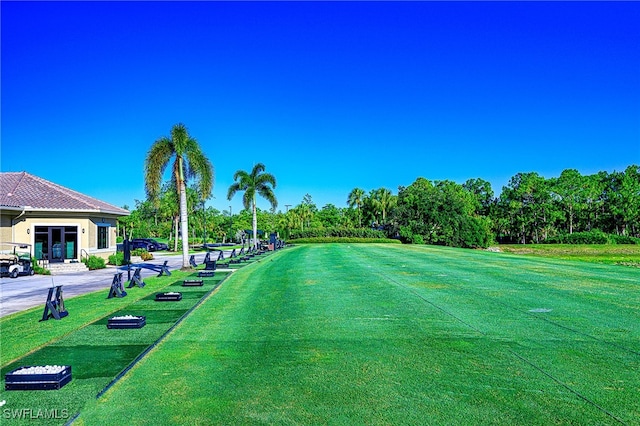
xmin=544 ymin=230 xmax=640 ymax=245
xmin=292 ymin=237 xmax=402 ymax=244
xmin=290 ymin=227 xmax=387 ymax=240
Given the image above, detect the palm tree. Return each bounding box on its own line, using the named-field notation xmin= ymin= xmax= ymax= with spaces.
xmin=145 ymin=123 xmax=213 ymax=268
xmin=347 ymin=187 xmax=365 ymax=227
xmin=286 ymin=209 xmax=302 ymax=233
xmin=293 ymin=203 xmax=312 ymax=231
xmin=227 ymin=163 xmax=277 ymax=249
xmin=376 ymin=188 xmax=396 ymax=222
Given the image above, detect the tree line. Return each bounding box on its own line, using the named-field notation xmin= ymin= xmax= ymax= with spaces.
xmin=493 ymin=166 xmax=639 ymax=244
xmin=123 ymin=124 xmax=638 ymax=250
xmin=392 ymin=165 xmax=639 ymax=246
xmin=120 ymin=163 xmax=639 ymax=249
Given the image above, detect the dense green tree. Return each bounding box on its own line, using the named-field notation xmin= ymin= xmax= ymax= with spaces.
xmin=578 ymin=173 xmax=605 ymax=231
xmin=316 ymin=204 xmax=342 ymax=228
xmin=395 ymin=178 xmax=493 ymax=248
xmin=497 ymin=172 xmax=549 ymax=243
xmin=145 ymin=123 xmax=213 ymax=268
xmin=552 ymin=169 xmax=585 ymax=234
xmin=463 ymin=178 xmax=495 ymax=216
xmin=232 ymin=209 xmax=253 ymax=243
xmin=621 ymin=165 xmax=640 ymax=236
xmin=609 ymin=165 xmax=640 ymax=236
xmin=492 ymin=166 xmax=640 ymax=241
xmin=227 ymin=163 xmax=277 ymax=249
xmin=117 ymin=201 xmax=148 ymax=239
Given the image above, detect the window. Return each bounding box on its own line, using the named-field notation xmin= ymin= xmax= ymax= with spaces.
xmin=64 ymin=226 xmax=77 ymax=259
xmin=97 ymin=226 xmax=108 ymax=249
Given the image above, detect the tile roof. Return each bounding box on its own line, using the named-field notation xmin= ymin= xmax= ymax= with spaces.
xmin=0 ymin=172 xmax=129 ymax=215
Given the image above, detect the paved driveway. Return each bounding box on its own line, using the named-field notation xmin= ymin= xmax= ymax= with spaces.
xmin=0 ymin=251 xmax=228 ymax=318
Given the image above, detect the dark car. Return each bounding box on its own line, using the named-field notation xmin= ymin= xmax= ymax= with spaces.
xmin=143 ymin=238 xmax=168 ymax=251
xmin=130 ymin=239 xmax=157 ymax=251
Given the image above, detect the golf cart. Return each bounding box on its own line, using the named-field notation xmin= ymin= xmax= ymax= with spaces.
xmin=0 ymin=242 xmax=35 ymax=278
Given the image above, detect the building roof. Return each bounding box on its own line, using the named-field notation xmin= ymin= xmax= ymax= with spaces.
xmin=0 ymin=172 xmax=129 ymax=216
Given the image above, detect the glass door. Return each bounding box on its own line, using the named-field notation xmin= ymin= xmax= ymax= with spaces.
xmin=49 ymin=227 xmax=64 ymax=263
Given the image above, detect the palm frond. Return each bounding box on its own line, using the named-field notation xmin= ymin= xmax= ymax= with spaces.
xmin=144 ymin=137 xmax=174 ymax=199
xmin=170 ymin=123 xmax=190 ymax=155
xmin=257 ymin=186 xmax=278 ymax=210
xmin=232 ymin=169 xmax=251 ymax=184
xmin=227 ymin=182 xmax=241 ymax=202
xmin=185 ymin=140 xmax=214 ymax=199
xmin=255 ymin=172 xmax=277 ymax=189
xmin=242 ymin=187 xmax=255 ymax=210
xmin=250 ymin=163 xmax=267 ymax=179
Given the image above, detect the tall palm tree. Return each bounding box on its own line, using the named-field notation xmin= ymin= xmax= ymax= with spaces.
xmin=145 ymin=123 xmax=213 ymax=268
xmin=347 ymin=187 xmax=365 ymax=227
xmin=292 ymin=203 xmax=312 ymax=231
xmin=227 ymin=163 xmax=277 ymax=249
xmin=376 ymin=187 xmax=396 ymax=222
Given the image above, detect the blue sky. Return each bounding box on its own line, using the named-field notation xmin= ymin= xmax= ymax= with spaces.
xmin=2 ymin=1 xmax=639 ymax=214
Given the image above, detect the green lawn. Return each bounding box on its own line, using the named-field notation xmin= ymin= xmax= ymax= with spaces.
xmin=0 ymin=268 xmax=234 ymax=424
xmin=63 ymin=244 xmax=640 ymax=425
xmin=497 ymin=243 xmax=640 ymax=266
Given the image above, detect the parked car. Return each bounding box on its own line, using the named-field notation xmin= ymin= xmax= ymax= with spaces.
xmin=130 ymin=239 xmax=157 ymax=252
xmin=143 ymin=239 xmax=168 ymax=251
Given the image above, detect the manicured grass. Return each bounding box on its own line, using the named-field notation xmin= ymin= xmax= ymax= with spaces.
xmin=0 ymin=268 xmax=234 ymax=425
xmin=70 ymin=244 xmax=639 ymax=425
xmin=498 ymin=243 xmax=640 ymax=266
xmin=0 ymin=268 xmax=198 ymax=364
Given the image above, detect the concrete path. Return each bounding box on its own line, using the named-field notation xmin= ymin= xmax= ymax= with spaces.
xmin=0 ymin=251 xmax=231 ymax=318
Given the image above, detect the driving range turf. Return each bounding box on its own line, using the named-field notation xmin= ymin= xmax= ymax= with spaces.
xmin=2 ymin=244 xmax=639 ymax=425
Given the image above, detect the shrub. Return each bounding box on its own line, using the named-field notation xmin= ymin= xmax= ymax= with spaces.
xmin=456 ymin=215 xmax=494 ymax=248
xmin=84 ymin=255 xmax=106 ymax=270
xmin=108 ymin=252 xmax=127 ymax=266
xmin=546 ymin=230 xmax=611 ymax=245
xmin=126 ymin=248 xmax=154 ymax=260
xmin=168 ymin=240 xmax=182 ymax=252
xmin=140 ymin=251 xmax=154 ymax=261
xmin=411 ymin=234 xmax=425 ymax=245
xmin=567 ymin=230 xmax=609 ymax=244
xmin=609 ymin=234 xmax=640 ymax=245
xmin=32 ymin=258 xmax=51 ymax=275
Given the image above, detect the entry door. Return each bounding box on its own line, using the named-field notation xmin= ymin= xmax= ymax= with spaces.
xmin=49 ymin=227 xmax=65 ymax=263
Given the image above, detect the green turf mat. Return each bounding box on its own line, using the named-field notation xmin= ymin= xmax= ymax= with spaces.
xmin=0 ymin=268 xmax=233 ymax=425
